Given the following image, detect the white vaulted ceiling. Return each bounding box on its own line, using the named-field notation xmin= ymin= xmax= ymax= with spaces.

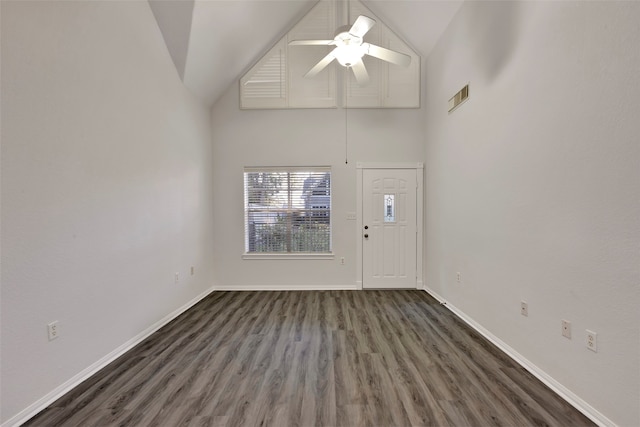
xmin=149 ymin=0 xmax=463 ymax=106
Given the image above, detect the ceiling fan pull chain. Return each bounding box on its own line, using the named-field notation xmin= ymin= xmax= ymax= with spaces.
xmin=345 ymin=69 xmax=349 ymax=165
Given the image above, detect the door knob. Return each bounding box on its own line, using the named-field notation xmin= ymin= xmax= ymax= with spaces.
xmin=364 ymin=234 xmax=369 ymax=238
xmin=364 ymin=225 xmax=369 ymax=229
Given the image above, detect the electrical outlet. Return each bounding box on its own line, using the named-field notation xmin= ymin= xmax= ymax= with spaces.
xmin=340 ymin=257 xmax=345 ymax=265
xmin=562 ymin=319 xmax=572 ymax=339
xmin=586 ymin=330 xmax=597 ymax=352
xmin=48 ymin=321 xmax=59 ymax=341
xmin=456 ymin=272 xmax=461 ymax=283
xmin=520 ymin=301 xmax=528 ymax=317
xmin=175 ymin=272 xmax=180 ymax=284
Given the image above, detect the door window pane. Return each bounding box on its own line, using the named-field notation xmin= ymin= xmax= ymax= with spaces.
xmin=384 ymin=194 xmax=395 ymax=222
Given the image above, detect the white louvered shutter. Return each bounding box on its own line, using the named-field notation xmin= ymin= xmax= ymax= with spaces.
xmin=240 ymin=40 xmax=287 ymax=109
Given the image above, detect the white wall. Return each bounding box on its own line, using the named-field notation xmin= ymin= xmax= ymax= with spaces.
xmin=0 ymin=1 xmax=214 ymax=423
xmin=210 ymin=83 xmax=425 ymax=289
xmin=424 ymin=2 xmax=640 ymax=426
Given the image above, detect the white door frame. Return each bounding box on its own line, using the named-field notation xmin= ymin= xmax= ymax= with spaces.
xmin=356 ymin=162 xmax=424 ymax=290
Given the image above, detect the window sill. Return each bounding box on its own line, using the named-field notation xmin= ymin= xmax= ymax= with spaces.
xmin=242 ymin=253 xmax=334 ymax=260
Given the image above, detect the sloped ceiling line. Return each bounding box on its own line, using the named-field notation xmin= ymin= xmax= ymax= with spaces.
xmin=149 ymin=0 xmax=463 ymax=106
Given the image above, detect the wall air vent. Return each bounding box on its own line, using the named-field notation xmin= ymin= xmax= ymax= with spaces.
xmin=448 ymin=84 xmax=469 ymax=113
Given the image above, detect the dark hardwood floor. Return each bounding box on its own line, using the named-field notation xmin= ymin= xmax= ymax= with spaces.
xmin=24 ymin=290 xmax=595 ymax=426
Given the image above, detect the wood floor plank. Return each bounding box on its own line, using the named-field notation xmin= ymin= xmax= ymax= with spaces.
xmin=24 ymin=290 xmax=595 ymax=427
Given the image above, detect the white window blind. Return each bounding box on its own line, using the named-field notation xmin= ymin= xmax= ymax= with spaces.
xmin=244 ymin=168 xmax=331 ymax=254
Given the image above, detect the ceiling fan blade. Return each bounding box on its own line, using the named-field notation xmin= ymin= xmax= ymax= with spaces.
xmin=363 ymin=43 xmax=411 ymax=67
xmin=350 ymin=59 xmax=370 ymax=86
xmin=349 ymin=15 xmax=375 ymax=38
xmin=305 ymin=50 xmax=337 ymax=78
xmin=289 ymin=40 xmax=335 ymax=46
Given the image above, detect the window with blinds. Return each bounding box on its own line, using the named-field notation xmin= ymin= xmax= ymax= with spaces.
xmin=244 ymin=168 xmax=331 ymax=254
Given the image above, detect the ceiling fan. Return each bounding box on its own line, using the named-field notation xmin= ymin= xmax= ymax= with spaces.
xmin=289 ymin=15 xmax=411 ymax=86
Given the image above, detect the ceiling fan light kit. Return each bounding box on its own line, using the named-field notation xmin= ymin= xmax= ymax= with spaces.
xmin=333 ymin=45 xmax=365 ymax=67
xmin=289 ymin=14 xmax=411 ymax=86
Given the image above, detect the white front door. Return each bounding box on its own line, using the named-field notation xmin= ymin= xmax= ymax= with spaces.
xmin=362 ymin=168 xmax=417 ymax=289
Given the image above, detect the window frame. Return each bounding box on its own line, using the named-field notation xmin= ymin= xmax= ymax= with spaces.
xmin=242 ymin=167 xmax=334 ymax=260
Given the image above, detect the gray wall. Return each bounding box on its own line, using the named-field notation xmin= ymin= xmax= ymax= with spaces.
xmin=210 ymin=81 xmax=425 ymax=289
xmin=1 ymin=1 xmax=214 ymax=423
xmin=424 ymin=2 xmax=640 ymax=425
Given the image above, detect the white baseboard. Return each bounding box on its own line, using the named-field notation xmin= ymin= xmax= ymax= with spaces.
xmin=2 ymin=286 xmax=215 ymax=427
xmin=422 ymin=286 xmax=616 ymax=427
xmin=7 ymin=285 xmax=613 ymax=427
xmin=213 ymin=283 xmax=359 ymax=291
